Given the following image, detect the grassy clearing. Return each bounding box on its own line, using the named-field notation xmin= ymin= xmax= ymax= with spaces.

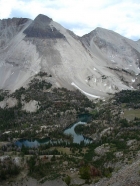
xmin=124 ymin=109 xmax=140 ymax=120
xmin=49 ymin=147 xmax=71 ymax=154
xmin=0 ymin=142 xmax=9 ymax=148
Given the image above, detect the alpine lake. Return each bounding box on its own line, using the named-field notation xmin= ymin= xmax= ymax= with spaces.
xmin=15 ymin=114 xmax=93 ymax=147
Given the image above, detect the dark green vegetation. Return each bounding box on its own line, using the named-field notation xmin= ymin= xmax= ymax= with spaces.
xmin=0 ymin=76 xmax=140 ymax=184
xmin=0 ymin=95 xmax=4 ymax=101
xmin=64 ymin=175 xmax=71 ymax=186
xmin=115 ymin=90 xmax=140 ymax=108
xmin=0 ymin=157 xmax=20 ymax=181
xmin=0 ymin=90 xmax=5 ymax=101
xmin=0 ymin=75 xmax=94 ymax=140
xmin=75 ymin=124 xmax=95 ymax=135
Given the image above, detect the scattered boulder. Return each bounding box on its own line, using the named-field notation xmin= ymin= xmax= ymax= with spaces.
xmin=0 ymin=97 xmax=17 ymax=108
xmin=100 ymin=127 xmax=113 ymax=137
xmin=94 ymin=143 xmax=110 ymax=156
xmin=114 ymin=151 xmax=123 ymax=158
xmin=22 ymin=100 xmax=40 ymax=112
xmin=63 ymin=161 xmax=68 ymax=166
xmin=127 ymin=139 xmax=137 ymax=146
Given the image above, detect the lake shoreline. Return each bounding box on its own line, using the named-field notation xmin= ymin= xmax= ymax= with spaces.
xmin=14 ymin=114 xmax=93 ymax=147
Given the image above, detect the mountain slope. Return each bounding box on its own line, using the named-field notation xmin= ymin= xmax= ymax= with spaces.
xmin=0 ymin=14 xmax=140 ymax=98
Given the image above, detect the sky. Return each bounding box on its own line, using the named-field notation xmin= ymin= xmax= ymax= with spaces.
xmin=0 ymin=0 xmax=140 ymax=41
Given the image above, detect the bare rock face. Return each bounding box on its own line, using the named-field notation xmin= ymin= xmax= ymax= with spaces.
xmin=94 ymin=143 xmax=110 ymax=156
xmin=0 ymin=97 xmax=17 ymax=108
xmin=22 ymin=100 xmax=40 ymax=112
xmin=82 ymin=27 xmax=140 ymax=74
xmin=0 ymin=17 xmax=30 ymax=48
xmin=0 ymin=14 xmax=140 ymax=98
xmin=24 ymin=14 xmax=65 ymax=39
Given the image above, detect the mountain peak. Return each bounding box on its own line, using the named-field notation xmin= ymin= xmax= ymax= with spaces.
xmin=23 ymin=14 xmax=65 ymax=39
xmin=93 ymin=27 xmax=117 ymax=35
xmin=34 ymin=14 xmax=52 ymax=23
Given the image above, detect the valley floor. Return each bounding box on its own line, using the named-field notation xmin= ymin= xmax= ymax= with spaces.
xmin=0 ymin=84 xmax=140 ymax=186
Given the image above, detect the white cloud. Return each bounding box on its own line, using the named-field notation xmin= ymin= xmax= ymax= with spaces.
xmin=0 ymin=0 xmax=140 ymax=40
xmin=0 ymin=0 xmax=17 ymax=18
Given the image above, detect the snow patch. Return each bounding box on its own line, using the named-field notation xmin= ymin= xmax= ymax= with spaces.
xmin=132 ymin=79 xmax=135 ymax=82
xmin=3 ymin=131 xmax=11 ymax=134
xmin=71 ymin=82 xmax=100 ymax=98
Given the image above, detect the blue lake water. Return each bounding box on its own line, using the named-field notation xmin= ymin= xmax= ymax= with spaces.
xmin=15 ymin=114 xmax=93 ymax=147
xmin=15 ymin=138 xmax=50 ymax=148
xmin=64 ymin=121 xmax=92 ymax=144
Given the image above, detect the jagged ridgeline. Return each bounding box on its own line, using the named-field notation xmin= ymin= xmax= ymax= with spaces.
xmin=0 ymin=14 xmax=139 ymax=98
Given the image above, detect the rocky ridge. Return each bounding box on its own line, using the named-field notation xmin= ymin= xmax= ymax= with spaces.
xmin=0 ymin=14 xmax=140 ymax=98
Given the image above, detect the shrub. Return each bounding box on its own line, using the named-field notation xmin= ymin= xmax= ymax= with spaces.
xmin=64 ymin=176 xmax=71 ymax=186
xmin=79 ymin=165 xmax=90 ymax=180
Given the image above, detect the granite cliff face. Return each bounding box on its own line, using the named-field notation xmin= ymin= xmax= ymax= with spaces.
xmin=0 ymin=14 xmax=140 ymax=98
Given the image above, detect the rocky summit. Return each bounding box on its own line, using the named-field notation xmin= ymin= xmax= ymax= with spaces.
xmin=0 ymin=14 xmax=140 ymax=98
